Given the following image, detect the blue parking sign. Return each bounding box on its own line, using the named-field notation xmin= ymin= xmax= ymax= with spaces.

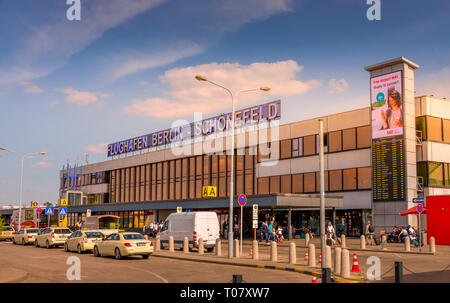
xmin=59 ymin=207 xmax=67 ymax=216
xmin=45 ymin=206 xmax=54 ymax=215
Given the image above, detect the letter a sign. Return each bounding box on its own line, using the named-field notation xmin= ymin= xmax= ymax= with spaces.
xmin=202 ymin=186 xmax=217 ymax=198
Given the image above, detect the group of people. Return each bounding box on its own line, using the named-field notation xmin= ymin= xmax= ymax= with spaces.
xmin=143 ymin=221 xmax=164 ymax=237
xmin=387 ymin=225 xmax=421 ymax=246
xmin=260 ymin=219 xmax=285 ymax=244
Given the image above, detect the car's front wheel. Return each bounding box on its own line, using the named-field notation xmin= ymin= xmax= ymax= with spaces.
xmin=114 ymin=248 xmax=122 ymax=260
xmin=77 ymin=244 xmax=82 ymax=254
xmin=93 ymin=246 xmax=100 ymax=257
xmin=12 ymin=238 xmax=16 ymax=245
xmin=142 ymin=254 xmax=149 ymax=259
xmin=35 ymin=239 xmax=39 ymax=247
xmin=46 ymin=240 xmax=50 ymax=249
xmin=64 ymin=243 xmax=69 ymax=252
xmin=22 ymin=239 xmax=25 ymax=245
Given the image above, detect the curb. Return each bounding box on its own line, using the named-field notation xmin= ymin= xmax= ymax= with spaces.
xmin=151 ymin=253 xmax=365 ymax=283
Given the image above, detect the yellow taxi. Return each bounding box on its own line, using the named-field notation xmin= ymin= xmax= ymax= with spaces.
xmin=64 ymin=230 xmax=105 ymax=254
xmin=35 ymin=227 xmax=72 ymax=248
xmin=0 ymin=226 xmax=16 ymax=241
xmin=93 ymin=232 xmax=153 ymax=259
xmin=13 ymin=228 xmax=39 ymax=245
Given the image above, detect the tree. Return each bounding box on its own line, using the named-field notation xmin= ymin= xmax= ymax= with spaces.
xmin=0 ymin=215 xmax=6 ymax=232
xmin=44 ymin=202 xmax=53 ymax=206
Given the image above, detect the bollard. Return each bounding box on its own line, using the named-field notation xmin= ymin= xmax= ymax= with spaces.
xmin=334 ymin=247 xmax=341 ymax=275
xmin=308 ymin=244 xmax=316 ymax=267
xmin=198 ymin=237 xmax=204 ymax=255
xmin=252 ymin=240 xmax=259 ymax=260
xmin=216 ymin=239 xmax=222 ymax=257
xmin=341 ymin=235 xmax=346 ymax=249
xmin=232 ymin=274 xmax=243 ymax=283
xmin=360 ymin=235 xmax=366 ymax=249
xmin=289 ymin=242 xmax=296 ymax=264
xmin=429 ymin=237 xmax=435 ymax=254
xmin=325 ymin=245 xmax=332 ymax=269
xmin=155 ymin=235 xmax=161 ymax=251
xmin=381 ymin=234 xmax=388 ymax=250
xmin=183 ymin=237 xmax=189 ymax=253
xmin=234 ymin=239 xmax=240 ymax=258
xmin=305 ymin=233 xmax=310 ymax=247
xmin=395 ymin=261 xmax=403 ymax=283
xmin=341 ymin=249 xmax=350 ymax=279
xmin=169 ymin=236 xmax=174 ymax=252
xmin=271 ymin=241 xmax=278 ymax=262
xmin=404 ymin=237 xmax=410 ymax=252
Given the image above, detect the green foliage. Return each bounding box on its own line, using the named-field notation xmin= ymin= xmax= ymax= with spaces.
xmin=0 ymin=215 xmax=6 ymax=232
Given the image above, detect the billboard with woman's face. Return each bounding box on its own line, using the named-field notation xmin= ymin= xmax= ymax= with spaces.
xmin=370 ymin=71 xmax=403 ymax=139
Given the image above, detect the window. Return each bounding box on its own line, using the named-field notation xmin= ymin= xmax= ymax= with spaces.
xmin=416 ymin=116 xmax=427 ymax=140
xmin=316 ymin=133 xmax=328 ymax=153
xmin=427 ymin=116 xmax=442 ymax=141
xmin=303 ymin=172 xmax=316 ymax=193
xmin=444 ymin=163 xmax=450 ymax=187
xmin=281 ymin=175 xmax=291 ymax=193
xmin=280 ymin=139 xmax=292 ymax=159
xmin=315 ymin=171 xmax=328 ymax=192
xmin=303 ymin=135 xmax=316 ymax=156
xmin=329 ymin=169 xmax=342 ymax=191
xmin=428 ymin=162 xmax=443 ymax=186
xmin=357 ymin=126 xmax=371 ymax=149
xmin=342 ymin=128 xmax=356 ymax=151
xmin=328 ymin=130 xmax=342 ymax=152
xmin=292 ymin=138 xmax=303 ymax=157
xmin=257 ymin=177 xmax=269 ymax=195
xmin=292 ymin=174 xmax=303 ymax=193
xmin=270 ymin=176 xmax=280 ymax=193
xmin=357 ymin=167 xmax=371 ymax=189
xmin=443 ymin=119 xmax=450 ymax=143
xmin=343 ymin=168 xmax=357 ymax=190
xmin=417 ymin=162 xmax=428 ymax=187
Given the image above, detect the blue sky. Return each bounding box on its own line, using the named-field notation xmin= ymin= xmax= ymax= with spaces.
xmin=1 ymin=0 xmax=449 ymax=205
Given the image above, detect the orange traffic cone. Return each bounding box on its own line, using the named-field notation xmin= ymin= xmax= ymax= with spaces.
xmin=304 ymin=251 xmax=309 ymax=262
xmin=249 ymin=249 xmax=252 ymax=257
xmin=312 ymin=275 xmax=317 ymax=283
xmin=352 ymin=253 xmax=360 ymax=272
xmin=318 ymin=253 xmax=322 ymax=264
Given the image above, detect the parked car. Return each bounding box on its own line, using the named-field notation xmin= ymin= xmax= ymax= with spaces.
xmin=35 ymin=227 xmax=72 ymax=248
xmin=93 ymin=232 xmax=153 ymax=259
xmin=64 ymin=230 xmax=105 ymax=253
xmin=13 ymin=228 xmax=39 ymax=245
xmin=0 ymin=226 xmax=15 ymax=241
xmin=158 ymin=212 xmax=220 ymax=252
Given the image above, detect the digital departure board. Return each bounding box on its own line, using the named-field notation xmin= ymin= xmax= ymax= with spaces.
xmin=372 ymin=136 xmax=406 ymax=202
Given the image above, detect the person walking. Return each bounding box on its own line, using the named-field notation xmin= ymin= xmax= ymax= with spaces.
xmin=261 ymin=220 xmax=269 ymax=243
xmin=365 ymin=220 xmax=375 ymax=246
xmin=267 ymin=220 xmax=276 ymax=244
xmin=326 ymin=221 xmax=338 ymax=246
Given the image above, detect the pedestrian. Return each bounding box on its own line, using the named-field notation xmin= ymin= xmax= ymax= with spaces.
xmin=267 ymin=220 xmax=276 ymax=244
xmin=276 ymin=226 xmax=284 ymax=243
xmin=409 ymin=226 xmax=420 ymax=247
xmin=365 ymin=220 xmax=375 ymax=246
xmin=159 ymin=221 xmax=163 ymax=232
xmin=143 ymin=224 xmax=147 ymax=235
xmin=399 ymin=227 xmax=408 ymax=243
xmin=326 ymin=221 xmax=338 ymax=245
xmin=261 ymin=220 xmax=269 ymax=243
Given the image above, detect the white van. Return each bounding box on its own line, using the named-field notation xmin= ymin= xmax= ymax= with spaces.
xmin=159 ymin=212 xmax=220 ymax=252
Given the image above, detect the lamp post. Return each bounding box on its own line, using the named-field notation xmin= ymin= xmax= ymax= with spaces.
xmin=0 ymin=147 xmax=46 ymax=231
xmin=194 ymin=76 xmax=270 ymax=258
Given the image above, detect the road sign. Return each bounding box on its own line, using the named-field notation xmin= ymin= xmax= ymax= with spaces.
xmin=59 ymin=199 xmax=68 ymax=206
xmin=45 ymin=206 xmax=54 ymax=215
xmin=59 ymin=207 xmax=67 ymax=216
xmin=186 ymin=209 xmax=193 ymax=212
xmin=416 ymin=203 xmax=424 ymax=214
xmin=412 ymin=197 xmax=425 ymax=204
xmin=87 ymin=209 xmax=91 ymax=217
xmin=202 ymin=186 xmax=217 ymax=198
xmin=31 ymin=201 xmax=39 ymax=208
xmin=252 ymin=204 xmax=258 ymax=220
xmin=36 ymin=208 xmax=43 ymax=215
xmin=238 ymin=194 xmax=247 ymax=206
xmin=177 ymin=206 xmax=182 ymax=213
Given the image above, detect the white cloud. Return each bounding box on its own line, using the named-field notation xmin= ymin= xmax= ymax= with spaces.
xmin=50 ymin=100 xmax=59 ymax=107
xmin=32 ymin=159 xmax=55 ymax=169
xmin=61 ymin=88 xmax=100 ymax=106
xmin=416 ymin=66 xmax=450 ymax=99
xmin=84 ymin=143 xmax=108 ymax=154
xmin=20 ymin=81 xmax=44 ymax=93
xmin=139 ymin=81 xmax=150 ymax=86
xmin=328 ymin=78 xmax=349 ymax=94
xmin=124 ymin=60 xmax=321 ymax=118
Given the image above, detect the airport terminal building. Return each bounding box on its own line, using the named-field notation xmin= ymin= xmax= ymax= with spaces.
xmin=53 ymin=57 xmax=450 ymax=237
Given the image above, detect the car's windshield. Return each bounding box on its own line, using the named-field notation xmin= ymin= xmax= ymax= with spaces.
xmin=26 ymin=229 xmax=39 ymax=233
xmin=123 ymin=234 xmax=144 ymax=240
xmin=85 ymin=232 xmax=104 ymax=238
xmin=54 ymin=229 xmax=71 ymax=234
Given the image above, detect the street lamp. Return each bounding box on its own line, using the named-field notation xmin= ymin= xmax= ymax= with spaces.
xmin=194 ymin=75 xmax=270 ymax=258
xmin=0 ymin=147 xmax=46 ymax=231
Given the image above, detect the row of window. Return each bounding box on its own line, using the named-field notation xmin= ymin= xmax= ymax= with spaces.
xmin=417 ymin=162 xmax=450 ymax=187
xmin=257 ymin=167 xmax=372 ymax=194
xmin=416 ymin=116 xmax=450 ymax=143
xmin=67 ymin=211 xmax=151 ymax=229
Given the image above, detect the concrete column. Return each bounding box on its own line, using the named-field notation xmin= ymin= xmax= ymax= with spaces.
xmin=155 ymin=235 xmax=161 ymax=251
xmin=252 ymin=240 xmax=259 ymax=260
xmin=334 ymin=247 xmax=342 ymax=275
xmin=429 ymin=237 xmax=435 ymax=253
xmin=288 ymin=209 xmax=292 ymax=241
xmin=198 ymin=237 xmax=204 ymax=255
xmin=341 ymin=248 xmax=350 ymax=279
xmin=183 ymin=237 xmax=189 ymax=253
xmin=169 ymin=236 xmax=174 ymax=252
xmin=271 ymin=241 xmax=277 ymax=262
xmin=341 ymin=235 xmax=346 ymax=248
xmin=234 ymin=239 xmax=240 ymax=258
xmin=381 ymin=234 xmax=387 ymax=250
xmin=216 ymin=239 xmax=222 ymax=257
xmin=289 ymin=242 xmax=296 ymax=264
xmin=325 ymin=245 xmax=332 ymax=269
xmin=308 ymin=244 xmax=316 ymax=267
xmin=404 ymin=237 xmax=410 ymax=252
xmin=305 ymin=233 xmax=310 ymax=247
xmin=360 ymin=235 xmax=366 ymax=249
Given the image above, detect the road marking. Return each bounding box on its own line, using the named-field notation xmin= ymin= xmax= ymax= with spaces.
xmin=127 ymin=266 xmax=169 ymax=283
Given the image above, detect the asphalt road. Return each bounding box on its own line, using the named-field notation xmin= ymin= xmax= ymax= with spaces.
xmin=0 ymin=241 xmax=312 ymax=283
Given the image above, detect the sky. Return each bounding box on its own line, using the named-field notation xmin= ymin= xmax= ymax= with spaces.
xmin=1 ymin=0 xmax=449 ymax=206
